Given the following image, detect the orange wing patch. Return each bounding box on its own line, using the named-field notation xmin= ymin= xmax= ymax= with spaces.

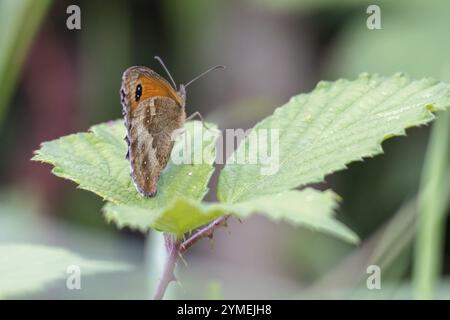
xmin=130 ymin=75 xmax=183 ymax=112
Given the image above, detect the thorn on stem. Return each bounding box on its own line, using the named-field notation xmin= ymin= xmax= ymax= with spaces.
xmin=178 ymin=251 xmax=188 ymax=267
xmin=169 ymin=272 xmax=177 ymax=283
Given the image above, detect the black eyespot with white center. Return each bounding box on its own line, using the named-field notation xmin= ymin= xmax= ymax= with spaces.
xmin=135 ymin=84 xmax=142 ymax=102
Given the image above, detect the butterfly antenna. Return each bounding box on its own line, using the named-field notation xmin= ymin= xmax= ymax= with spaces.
xmin=154 ymin=56 xmax=178 ymax=90
xmin=184 ymin=65 xmax=225 ymax=88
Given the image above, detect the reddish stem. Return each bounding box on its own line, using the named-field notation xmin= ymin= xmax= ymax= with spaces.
xmin=152 ymin=215 xmax=229 ymax=300
xmin=180 ymin=215 xmax=228 ymax=253
xmin=152 ymin=240 xmax=179 ymax=300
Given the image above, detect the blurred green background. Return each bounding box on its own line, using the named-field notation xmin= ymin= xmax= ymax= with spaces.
xmin=0 ymin=0 xmax=449 ymax=299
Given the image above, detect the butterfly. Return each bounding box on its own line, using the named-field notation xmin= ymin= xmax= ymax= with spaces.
xmin=120 ymin=57 xmax=224 ymax=197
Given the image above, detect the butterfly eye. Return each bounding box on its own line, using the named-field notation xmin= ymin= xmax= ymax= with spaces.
xmin=135 ymin=84 xmax=142 ymax=102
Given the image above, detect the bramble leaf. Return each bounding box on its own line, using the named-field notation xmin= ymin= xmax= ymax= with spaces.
xmin=218 ymin=73 xmax=450 ymax=203
xmin=228 ymin=188 xmax=357 ymax=243
xmin=32 ymin=120 xmax=220 ymax=235
xmin=103 ymin=188 xmax=358 ymax=243
xmin=33 ymin=120 xmax=218 ymax=205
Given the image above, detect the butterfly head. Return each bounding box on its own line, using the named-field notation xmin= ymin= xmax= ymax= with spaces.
xmin=120 ymin=66 xmax=185 ymax=114
xmin=177 ymin=84 xmax=186 ymax=103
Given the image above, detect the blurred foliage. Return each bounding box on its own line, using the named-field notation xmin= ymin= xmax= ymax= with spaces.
xmin=79 ymin=0 xmax=131 ymax=124
xmin=0 ymin=195 xmax=147 ymax=299
xmin=249 ymin=0 xmax=363 ymax=12
xmin=0 ymin=0 xmax=51 ymax=126
xmin=326 ymin=0 xmax=450 ymax=299
xmin=206 ymin=281 xmax=223 ymax=300
xmin=0 ymin=243 xmax=131 ymax=299
xmin=330 ymin=0 xmax=450 ymax=82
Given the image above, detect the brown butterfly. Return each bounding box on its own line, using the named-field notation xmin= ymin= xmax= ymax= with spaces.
xmin=120 ymin=57 xmax=224 ymax=197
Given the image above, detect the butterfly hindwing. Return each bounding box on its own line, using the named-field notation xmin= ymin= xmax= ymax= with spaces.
xmin=129 ymin=96 xmax=185 ymax=196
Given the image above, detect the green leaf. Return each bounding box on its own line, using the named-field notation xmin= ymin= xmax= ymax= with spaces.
xmin=32 ymin=120 xmax=220 ymax=235
xmin=0 ymin=244 xmax=132 ymax=298
xmin=104 ymin=188 xmax=358 ymax=243
xmin=218 ymin=73 xmax=450 ymax=203
xmin=103 ymin=198 xmax=225 ymax=236
xmin=229 ymin=188 xmax=357 ymax=244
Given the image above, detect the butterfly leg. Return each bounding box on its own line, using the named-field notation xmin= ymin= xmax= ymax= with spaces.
xmin=186 ymin=111 xmax=211 ymax=130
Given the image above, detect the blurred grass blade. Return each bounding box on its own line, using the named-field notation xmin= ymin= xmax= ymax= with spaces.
xmin=309 ymin=198 xmax=416 ymax=298
xmin=0 ymin=0 xmax=52 ymax=127
xmin=413 ymin=111 xmax=450 ymax=299
xmin=368 ymin=201 xmax=416 ymax=272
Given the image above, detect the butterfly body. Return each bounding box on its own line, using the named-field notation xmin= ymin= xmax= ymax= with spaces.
xmin=120 ymin=66 xmax=186 ymax=197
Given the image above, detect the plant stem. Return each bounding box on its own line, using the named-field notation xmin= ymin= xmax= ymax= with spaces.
xmin=180 ymin=215 xmax=228 ymax=252
xmin=413 ymin=112 xmax=450 ymax=299
xmin=152 ymin=238 xmax=179 ymax=300
xmin=152 ymin=215 xmax=229 ymax=300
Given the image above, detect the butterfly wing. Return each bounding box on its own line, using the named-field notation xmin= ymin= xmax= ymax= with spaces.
xmin=121 ymin=67 xmax=186 ymax=197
